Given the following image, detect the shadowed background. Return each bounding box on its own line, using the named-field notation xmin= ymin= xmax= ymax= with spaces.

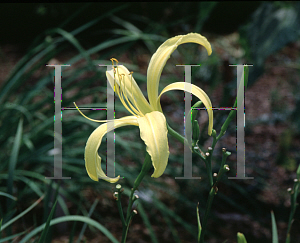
xmin=0 ymin=2 xmax=300 ymax=243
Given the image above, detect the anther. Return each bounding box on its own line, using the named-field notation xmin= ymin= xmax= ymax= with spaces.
xmin=110 ymin=58 xmax=119 ymax=65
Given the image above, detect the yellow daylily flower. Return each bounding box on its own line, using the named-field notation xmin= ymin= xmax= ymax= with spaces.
xmin=77 ymin=33 xmax=213 ymax=183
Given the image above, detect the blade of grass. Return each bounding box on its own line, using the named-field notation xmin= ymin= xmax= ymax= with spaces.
xmin=271 ymin=211 xmax=279 ymax=243
xmin=0 ymin=192 xmax=17 ymax=201
xmin=0 ymin=230 xmax=28 ymax=243
xmin=197 ymin=203 xmax=202 ymax=243
xmin=136 ymin=203 xmax=158 ymax=243
xmin=76 ymin=199 xmax=99 ymax=243
xmin=1 ymin=195 xmax=44 ymax=231
xmin=20 ymin=215 xmax=120 ymax=243
xmin=153 ymin=197 xmax=197 ymax=238
xmin=7 ymin=117 xmax=23 ymax=209
xmin=38 ymin=199 xmax=58 ymax=243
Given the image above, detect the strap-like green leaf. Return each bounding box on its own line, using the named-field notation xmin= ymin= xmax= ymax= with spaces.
xmin=237 ymin=232 xmax=247 ymax=243
xmin=271 ymin=211 xmax=279 ymax=243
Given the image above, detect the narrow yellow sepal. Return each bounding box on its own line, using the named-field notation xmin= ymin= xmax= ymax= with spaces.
xmin=147 ymin=33 xmax=212 ymax=111
xmin=85 ymin=116 xmax=139 ymax=183
xmin=157 ymin=82 xmax=213 ymax=136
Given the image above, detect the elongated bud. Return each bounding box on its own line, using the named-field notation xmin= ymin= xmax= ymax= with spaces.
xmin=237 ymin=232 xmax=247 ymax=243
xmin=192 ymin=120 xmax=200 ymax=142
xmin=211 ymin=129 xmax=216 ymax=138
xmin=191 ymin=101 xmax=202 ymax=121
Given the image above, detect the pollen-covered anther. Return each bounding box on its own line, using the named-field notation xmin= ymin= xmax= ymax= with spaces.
xmin=110 ymin=58 xmax=119 ymax=65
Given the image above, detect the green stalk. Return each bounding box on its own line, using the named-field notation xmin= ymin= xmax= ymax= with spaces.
xmin=116 ymin=190 xmax=126 ymax=227
xmin=121 ymin=152 xmax=152 ymax=243
xmin=167 ymin=122 xmax=187 ymax=145
xmin=199 ymin=187 xmax=216 ymax=243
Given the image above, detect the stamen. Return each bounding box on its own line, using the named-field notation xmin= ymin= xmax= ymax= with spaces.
xmin=128 ymin=72 xmax=143 ymax=117
xmin=120 ymin=73 xmax=142 ymax=117
xmin=109 ymin=58 xmax=143 ymax=117
xmin=73 ymin=102 xmax=111 ymax=123
xmin=116 ymin=74 xmax=138 ymax=117
xmin=110 ymin=58 xmax=119 ymax=66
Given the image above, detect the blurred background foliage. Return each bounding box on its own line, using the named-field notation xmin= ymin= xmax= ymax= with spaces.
xmin=0 ymin=2 xmax=299 ymax=243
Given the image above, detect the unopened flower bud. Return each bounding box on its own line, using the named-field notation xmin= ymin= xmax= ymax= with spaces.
xmin=211 ymin=129 xmax=216 ymax=138
xmin=208 ymin=147 xmax=212 ymax=151
xmin=213 ymin=173 xmax=217 ymax=177
xmin=294 ymin=179 xmax=298 ymax=182
xmin=287 ymin=188 xmax=292 ymax=192
xmin=192 ymin=120 xmax=200 ymax=141
xmin=205 ymin=152 xmax=210 ymax=157
xmin=222 ymin=148 xmax=226 ymax=152
xmin=116 ymin=184 xmax=121 ymax=190
xmin=133 ymin=210 xmax=138 ymax=215
xmin=225 ymin=151 xmax=231 ymax=156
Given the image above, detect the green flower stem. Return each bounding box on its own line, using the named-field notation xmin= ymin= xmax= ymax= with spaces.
xmin=167 ymin=122 xmax=187 ymax=145
xmin=215 ymin=150 xmax=231 ymax=183
xmin=116 ymin=188 xmax=126 ymax=227
xmin=286 ymin=165 xmax=300 ymax=243
xmin=218 ymin=66 xmax=249 ymax=142
xmin=121 ymin=152 xmax=152 ymax=243
xmin=167 ymin=122 xmax=213 ymax=186
xmin=206 ymin=154 xmax=213 ymax=187
xmin=199 ymin=186 xmax=216 ymax=243
xmin=199 ymin=150 xmax=231 ymax=243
